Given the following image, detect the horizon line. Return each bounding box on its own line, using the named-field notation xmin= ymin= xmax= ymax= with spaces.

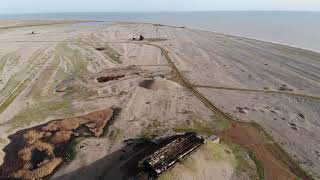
xmin=1 ymin=10 xmax=320 ymax=16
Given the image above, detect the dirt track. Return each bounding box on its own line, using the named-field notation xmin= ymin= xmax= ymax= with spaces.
xmin=0 ymin=21 xmax=319 ymax=179
xmin=149 ymin=44 xmax=311 ymax=180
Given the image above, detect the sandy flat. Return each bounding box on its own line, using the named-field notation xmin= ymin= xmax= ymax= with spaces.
xmin=0 ymin=20 xmax=319 ymax=179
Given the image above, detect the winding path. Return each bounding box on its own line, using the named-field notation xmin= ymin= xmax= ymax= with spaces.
xmin=147 ymin=43 xmax=312 ymax=180
xmin=0 ymin=29 xmax=313 ymax=178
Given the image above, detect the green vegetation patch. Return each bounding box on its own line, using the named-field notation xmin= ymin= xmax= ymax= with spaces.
xmin=108 ymin=128 xmax=123 ymax=145
xmin=102 ymin=45 xmax=122 ymax=64
xmin=173 ymin=113 xmax=227 ymax=137
xmin=0 ymin=48 xmax=51 ymax=112
xmin=55 ymin=43 xmax=88 ymax=74
xmin=159 ymin=142 xmax=237 ymax=180
xmin=139 ymin=119 xmax=167 ymax=139
xmin=211 ymin=114 xmax=230 ymax=133
xmin=0 ymin=51 xmax=20 ymax=72
xmin=0 ymin=79 xmax=30 ymax=113
xmin=9 ymin=100 xmax=71 ymax=130
xmin=202 ymin=141 xmax=236 ymax=162
xmin=0 ymin=49 xmax=40 ymax=97
xmin=226 ymin=141 xmax=262 ymax=180
xmin=173 ymin=122 xmax=214 ymax=137
xmin=146 ymin=38 xmax=168 ymax=42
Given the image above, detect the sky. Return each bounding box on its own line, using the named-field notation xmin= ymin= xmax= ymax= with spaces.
xmin=1 ymin=0 xmax=320 ymax=14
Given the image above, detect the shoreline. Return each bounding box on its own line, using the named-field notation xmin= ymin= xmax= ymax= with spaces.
xmin=1 ymin=11 xmax=320 ymax=53
xmin=0 ymin=18 xmax=319 ymax=53
xmin=0 ymin=20 xmax=319 ymax=179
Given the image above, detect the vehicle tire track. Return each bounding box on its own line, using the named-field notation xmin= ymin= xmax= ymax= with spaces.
xmin=194 ymin=84 xmax=320 ymax=101
xmin=0 ymin=36 xmax=313 ymax=179
xmin=147 ymin=43 xmax=313 ymax=180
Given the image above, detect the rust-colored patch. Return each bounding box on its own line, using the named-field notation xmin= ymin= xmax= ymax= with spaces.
xmin=51 ymin=131 xmax=73 ymax=144
xmin=219 ymin=121 xmax=310 ymax=180
xmin=0 ymin=108 xmax=114 ymax=180
xmin=13 ymin=158 xmax=63 ymax=180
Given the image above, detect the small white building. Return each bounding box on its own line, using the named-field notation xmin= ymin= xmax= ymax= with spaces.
xmin=207 ymin=135 xmax=220 ymax=143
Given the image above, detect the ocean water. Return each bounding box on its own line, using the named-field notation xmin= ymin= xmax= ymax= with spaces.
xmin=0 ymin=12 xmax=320 ymax=52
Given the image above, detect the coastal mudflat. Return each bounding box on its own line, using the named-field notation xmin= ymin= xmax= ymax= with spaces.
xmin=0 ymin=20 xmax=319 ymax=179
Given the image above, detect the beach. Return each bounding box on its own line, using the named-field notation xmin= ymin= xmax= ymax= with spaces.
xmin=0 ymin=20 xmax=319 ymax=179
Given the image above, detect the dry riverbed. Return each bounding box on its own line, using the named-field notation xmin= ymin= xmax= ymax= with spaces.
xmin=0 ymin=20 xmax=319 ymax=180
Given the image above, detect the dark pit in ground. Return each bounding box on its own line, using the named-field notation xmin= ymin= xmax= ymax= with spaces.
xmin=289 ymin=123 xmax=298 ymax=130
xmin=95 ymin=47 xmax=105 ymax=51
xmin=97 ymin=75 xmax=125 ymax=83
xmin=139 ymin=80 xmax=154 ymax=89
xmin=298 ymin=113 xmax=305 ymax=119
xmin=279 ymin=84 xmax=293 ymax=91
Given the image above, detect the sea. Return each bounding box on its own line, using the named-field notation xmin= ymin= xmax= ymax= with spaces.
xmin=0 ymin=11 xmax=319 ymax=52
